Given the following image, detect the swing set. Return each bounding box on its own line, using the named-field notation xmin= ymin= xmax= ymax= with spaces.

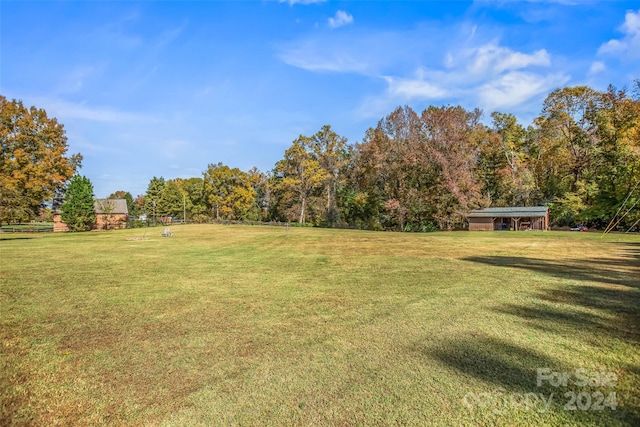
xmin=601 ymin=178 xmax=640 ymax=236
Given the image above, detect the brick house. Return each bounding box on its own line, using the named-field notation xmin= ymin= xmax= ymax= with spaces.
xmin=53 ymin=199 xmax=129 ymax=232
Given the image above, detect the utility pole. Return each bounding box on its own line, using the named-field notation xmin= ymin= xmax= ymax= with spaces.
xmin=183 ymin=193 xmax=186 ymax=223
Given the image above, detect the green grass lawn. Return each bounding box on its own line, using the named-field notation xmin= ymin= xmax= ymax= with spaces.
xmin=1 ymin=225 xmax=639 ymax=426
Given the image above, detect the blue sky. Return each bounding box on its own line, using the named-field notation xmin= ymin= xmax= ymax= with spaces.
xmin=2 ymin=1 xmax=639 ymax=198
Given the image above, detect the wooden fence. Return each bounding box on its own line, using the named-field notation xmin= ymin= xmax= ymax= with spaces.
xmin=0 ymin=225 xmax=53 ymax=233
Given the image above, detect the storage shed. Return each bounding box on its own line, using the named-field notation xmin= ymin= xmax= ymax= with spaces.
xmin=467 ymin=206 xmax=549 ymax=231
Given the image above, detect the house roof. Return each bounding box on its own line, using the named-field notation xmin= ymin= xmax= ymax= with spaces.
xmin=94 ymin=199 xmax=129 ymax=215
xmin=468 ymin=206 xmax=548 ymax=218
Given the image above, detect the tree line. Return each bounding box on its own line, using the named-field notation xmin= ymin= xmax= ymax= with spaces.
xmin=133 ymin=84 xmax=640 ymax=231
xmin=2 ymin=82 xmax=639 ymax=231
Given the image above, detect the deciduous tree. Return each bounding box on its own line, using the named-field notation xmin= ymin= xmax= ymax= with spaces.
xmin=274 ymin=139 xmax=327 ymax=224
xmin=203 ymin=163 xmax=256 ymax=220
xmin=477 ymin=112 xmax=536 ymax=206
xmin=536 ymin=86 xmax=601 ymax=195
xmin=0 ymin=96 xmax=81 ymax=224
xmin=181 ymin=177 xmax=208 ymax=221
xmin=307 ymin=125 xmax=349 ymax=225
xmin=350 ymin=105 xmax=485 ymax=230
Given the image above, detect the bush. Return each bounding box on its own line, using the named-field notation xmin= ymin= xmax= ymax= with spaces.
xmin=191 ymin=214 xmax=211 ymax=224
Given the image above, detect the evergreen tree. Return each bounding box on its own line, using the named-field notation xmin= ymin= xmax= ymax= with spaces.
xmin=144 ymin=177 xmax=165 ymax=222
xmin=61 ymin=175 xmax=95 ymax=231
xmin=158 ymin=180 xmax=185 ymax=218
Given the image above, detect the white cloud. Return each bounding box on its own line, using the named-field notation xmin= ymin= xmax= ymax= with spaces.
xmin=278 ymin=29 xmax=436 ymax=75
xmin=589 ymin=61 xmax=606 ymax=75
xmin=465 ymin=43 xmax=550 ymax=74
xmin=478 ymin=71 xmax=569 ymax=110
xmin=279 ymin=48 xmax=367 ymax=73
xmin=278 ymin=37 xmax=369 ymax=73
xmin=384 ymin=70 xmax=450 ymax=100
xmin=598 ymin=9 xmax=640 ymax=59
xmin=279 ymin=21 xmax=569 ymax=118
xmin=367 ymin=42 xmax=561 ymax=115
xmin=599 ymin=39 xmax=625 ymax=54
xmin=621 ymin=8 xmax=640 ymax=34
xmin=328 ymin=11 xmax=354 ymax=29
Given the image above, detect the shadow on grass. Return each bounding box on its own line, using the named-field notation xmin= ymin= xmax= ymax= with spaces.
xmin=462 ymin=243 xmax=640 ymax=344
xmin=457 ymin=242 xmax=640 ymax=423
xmin=0 ymin=237 xmax=34 ymax=241
xmin=462 ymin=253 xmax=638 ymax=289
xmin=424 ymin=336 xmax=564 ymax=391
xmin=420 ymin=335 xmax=638 ymax=425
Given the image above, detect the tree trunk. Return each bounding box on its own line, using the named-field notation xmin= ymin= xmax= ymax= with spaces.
xmin=299 ymin=196 xmax=306 ymax=224
xmin=327 ymin=186 xmax=331 ymax=216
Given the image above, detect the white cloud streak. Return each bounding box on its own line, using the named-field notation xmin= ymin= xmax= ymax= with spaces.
xmin=279 ymin=22 xmax=565 ymax=117
xmin=31 ymin=97 xmax=152 ymax=123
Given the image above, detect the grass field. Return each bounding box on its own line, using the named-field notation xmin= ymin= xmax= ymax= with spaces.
xmin=1 ymin=225 xmax=639 ymax=426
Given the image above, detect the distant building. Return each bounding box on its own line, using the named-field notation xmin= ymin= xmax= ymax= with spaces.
xmin=467 ymin=206 xmax=549 ymax=231
xmin=53 ymin=199 xmax=129 ymax=232
xmin=94 ymin=199 xmax=129 ymax=230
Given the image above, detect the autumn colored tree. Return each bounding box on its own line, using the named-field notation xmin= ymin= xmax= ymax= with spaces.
xmin=349 ymin=105 xmax=485 ymax=231
xmin=535 ymin=87 xmax=601 ymax=197
xmin=273 ymin=139 xmax=327 ymax=224
xmin=134 ymin=195 xmax=145 ymax=217
xmin=418 ymin=106 xmax=487 ymax=229
xmin=60 ymin=175 xmax=95 ymax=231
xmin=533 ymin=85 xmax=640 ymax=227
xmin=203 ymin=163 xmax=256 ymax=220
xmin=590 ymin=85 xmax=640 ymax=228
xmin=476 ymin=112 xmax=536 ymax=206
xmin=307 ymin=125 xmax=349 ymax=226
xmin=0 ymin=96 xmax=81 ymax=224
xmin=350 ymin=106 xmax=421 ymax=230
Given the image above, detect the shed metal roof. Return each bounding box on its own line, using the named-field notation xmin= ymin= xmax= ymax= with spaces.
xmin=94 ymin=199 xmax=129 ymax=215
xmin=468 ymin=206 xmax=548 ymax=218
